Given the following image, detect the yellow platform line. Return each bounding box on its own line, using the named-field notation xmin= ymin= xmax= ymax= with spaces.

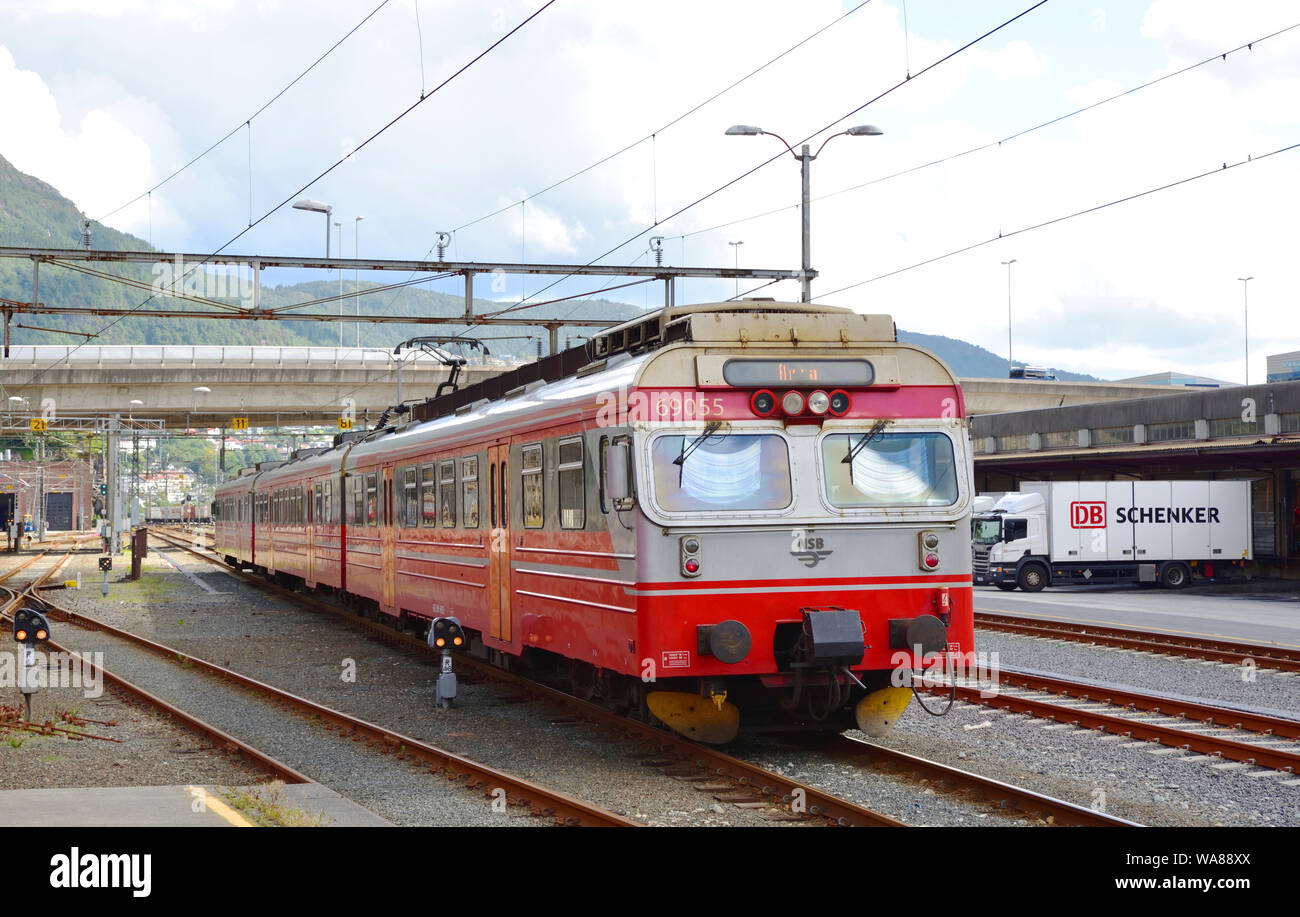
xmin=187 ymin=786 xmax=255 ymax=827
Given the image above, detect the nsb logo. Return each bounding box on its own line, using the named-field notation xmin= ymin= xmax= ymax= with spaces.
xmin=1070 ymin=501 xmax=1106 ymax=528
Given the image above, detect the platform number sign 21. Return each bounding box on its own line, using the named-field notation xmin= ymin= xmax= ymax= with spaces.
xmin=29 ymin=418 xmax=47 ymax=432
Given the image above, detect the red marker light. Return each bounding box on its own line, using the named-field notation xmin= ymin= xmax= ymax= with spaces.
xmin=828 ymin=389 xmax=851 ymax=416
xmin=750 ymin=389 xmax=777 ymax=416
xmin=924 ymin=553 xmax=940 ymax=569
xmin=684 ymin=559 xmax=700 ymax=574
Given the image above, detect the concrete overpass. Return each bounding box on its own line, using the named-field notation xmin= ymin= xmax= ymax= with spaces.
xmin=0 ymin=344 xmax=505 ymax=428
xmin=0 ymin=345 xmax=1188 ymax=429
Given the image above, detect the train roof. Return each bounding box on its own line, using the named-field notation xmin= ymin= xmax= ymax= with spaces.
xmin=217 ymin=301 xmax=955 ymax=491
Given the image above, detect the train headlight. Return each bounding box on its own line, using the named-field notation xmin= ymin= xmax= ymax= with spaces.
xmin=807 ymin=390 xmax=830 ymax=415
xmin=750 ymin=390 xmax=777 ymax=417
xmin=918 ymin=531 xmax=941 ymax=571
xmin=828 ymin=389 xmax=851 ymax=416
xmin=780 ymin=390 xmax=805 ymax=416
xmin=680 ymin=534 xmax=703 ymax=578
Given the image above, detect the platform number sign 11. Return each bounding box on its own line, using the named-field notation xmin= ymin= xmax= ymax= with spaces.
xmin=231 ymin=416 xmax=249 ymax=431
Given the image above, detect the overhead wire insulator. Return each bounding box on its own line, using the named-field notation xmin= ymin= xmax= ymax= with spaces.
xmin=435 ymin=231 xmax=451 ymax=261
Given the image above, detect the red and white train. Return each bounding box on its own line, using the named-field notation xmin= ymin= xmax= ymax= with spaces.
xmin=214 ymin=302 xmax=975 ymax=742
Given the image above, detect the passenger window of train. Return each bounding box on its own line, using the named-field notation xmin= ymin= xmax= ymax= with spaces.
xmin=313 ymin=483 xmax=322 ymax=524
xmin=419 ymin=464 xmax=436 ymax=527
xmin=323 ymin=481 xmax=332 ymax=524
xmin=558 ymin=438 xmax=584 ymax=529
xmin=821 ymin=432 xmax=958 ymax=507
xmin=521 ymin=443 xmax=544 ymax=528
xmin=651 ymin=433 xmax=792 ymax=512
xmin=462 ymin=457 xmax=479 ymax=529
xmin=365 ymin=472 xmax=378 ymax=526
xmin=403 ymin=466 xmax=418 ymax=528
xmin=439 ymin=461 xmax=456 ymax=528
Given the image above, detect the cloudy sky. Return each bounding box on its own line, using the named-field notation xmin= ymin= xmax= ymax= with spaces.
xmin=0 ymin=0 xmax=1296 ymax=382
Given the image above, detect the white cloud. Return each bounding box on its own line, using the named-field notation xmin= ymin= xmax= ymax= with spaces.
xmin=0 ymin=45 xmax=158 ymax=228
xmin=0 ymin=0 xmax=1296 ymax=382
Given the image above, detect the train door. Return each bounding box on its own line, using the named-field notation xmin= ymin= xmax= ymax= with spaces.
xmin=487 ymin=443 xmax=512 ymax=644
xmin=381 ymin=466 xmax=396 ymax=611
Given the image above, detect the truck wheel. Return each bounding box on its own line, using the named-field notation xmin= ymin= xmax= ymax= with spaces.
xmin=995 ymin=583 xmax=1017 ymax=592
xmin=1160 ymin=562 xmax=1191 ymax=589
xmin=1017 ymin=564 xmax=1047 ymax=592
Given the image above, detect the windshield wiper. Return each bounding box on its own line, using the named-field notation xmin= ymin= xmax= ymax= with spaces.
xmin=674 ymin=421 xmax=723 ymax=467
xmin=841 ymin=419 xmax=891 ymax=464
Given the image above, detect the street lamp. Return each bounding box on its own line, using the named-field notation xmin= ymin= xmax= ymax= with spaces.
xmin=1002 ymin=259 xmax=1017 ymax=375
xmin=726 ymin=123 xmax=883 ymax=302
xmin=728 ymin=240 xmax=744 ymax=299
xmin=292 ymin=199 xmax=333 ymax=257
xmin=1238 ymin=276 xmax=1253 ymax=385
xmin=192 ymin=386 xmax=211 ymax=417
xmin=355 ymin=216 xmax=365 ymax=348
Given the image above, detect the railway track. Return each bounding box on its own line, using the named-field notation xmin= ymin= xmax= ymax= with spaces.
xmin=975 ymin=610 xmax=1300 ymax=673
xmin=939 ymin=665 xmax=1300 ymax=774
xmin=1 ymin=551 xmax=313 ymax=788
xmin=149 ymin=528 xmax=1138 ymax=827
xmin=18 ymin=577 xmax=641 ymax=828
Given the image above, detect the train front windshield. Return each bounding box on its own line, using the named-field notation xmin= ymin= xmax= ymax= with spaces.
xmin=821 ymin=432 xmax=958 ymax=507
xmin=651 ymin=433 xmax=793 ymax=511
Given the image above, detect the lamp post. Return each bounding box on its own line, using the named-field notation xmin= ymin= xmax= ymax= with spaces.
xmin=335 ymin=221 xmax=343 ymax=347
xmin=130 ymin=400 xmax=142 ymax=522
xmin=1238 ymin=276 xmax=1253 ymax=385
xmin=192 ymin=386 xmax=211 ymax=425
xmin=1002 ymin=259 xmax=1017 ymax=375
xmin=726 ymin=123 xmax=882 ymax=303
xmin=355 ymin=216 xmax=365 ymax=348
xmin=728 ymin=240 xmax=744 ymax=299
xmin=292 ymin=199 xmax=333 ymax=256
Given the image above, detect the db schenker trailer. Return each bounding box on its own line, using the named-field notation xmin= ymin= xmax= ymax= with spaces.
xmin=972 ymin=480 xmax=1252 ymax=591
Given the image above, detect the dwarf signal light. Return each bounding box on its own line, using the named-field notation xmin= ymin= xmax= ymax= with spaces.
xmin=13 ymin=607 xmax=50 ymax=644
xmin=429 ymin=616 xmax=466 ymax=651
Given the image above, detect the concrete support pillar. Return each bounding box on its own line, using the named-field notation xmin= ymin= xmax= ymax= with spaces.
xmin=107 ymin=413 xmax=122 ymax=553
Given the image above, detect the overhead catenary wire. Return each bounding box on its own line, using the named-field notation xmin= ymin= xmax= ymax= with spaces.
xmin=818 ymin=141 xmax=1300 ymax=299
xmin=376 ymin=1 xmax=879 ymax=321
xmin=26 ymin=0 xmax=559 ymax=385
xmin=95 ymin=0 xmax=394 ymax=225
xmin=488 ymin=0 xmax=1052 ymax=321
xmin=664 ymin=20 xmax=1300 ymax=245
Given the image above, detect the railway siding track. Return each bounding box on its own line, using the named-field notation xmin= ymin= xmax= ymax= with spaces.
xmin=150 ymin=529 xmax=1138 ymax=827
xmin=975 ymin=611 xmax=1300 ymax=673
xmin=25 ymin=581 xmax=640 ymax=828
xmin=942 ymin=668 xmax=1300 ymax=773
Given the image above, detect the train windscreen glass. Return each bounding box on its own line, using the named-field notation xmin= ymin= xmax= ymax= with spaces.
xmin=722 ymin=358 xmax=873 ymax=387
xmin=821 ymin=433 xmax=958 ymax=507
xmin=652 ymin=433 xmax=792 ymax=511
